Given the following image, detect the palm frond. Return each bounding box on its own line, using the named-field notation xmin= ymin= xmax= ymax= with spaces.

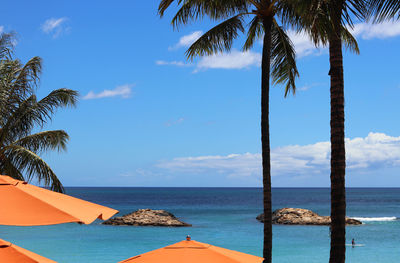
xmin=0 ymin=159 xmax=24 ymax=180
xmin=0 ymin=95 xmax=38 ymax=145
xmin=367 ymin=0 xmax=400 ymax=22
xmin=3 ymin=145 xmax=64 ymax=192
xmin=35 ymin=88 xmax=78 ymax=121
xmin=159 ymin=0 xmax=248 ymax=28
xmin=2 ymin=88 xmax=77 ymax=144
xmin=345 ymin=0 xmax=367 ymax=21
xmin=270 ymin=19 xmax=299 ymax=96
xmin=13 ymin=56 xmax=42 ymax=93
xmin=293 ymin=0 xmax=331 ymax=47
xmin=243 ymin=16 xmax=263 ymax=51
xmin=341 ymin=25 xmax=359 ymax=54
xmin=158 ymin=0 xmax=177 ymax=17
xmin=0 ymin=32 xmax=15 ymax=60
xmin=186 ymin=14 xmax=245 ymax=59
xmin=0 ymin=58 xmax=41 ymax=124
xmin=276 ymin=0 xmax=308 ymax=31
xmin=13 ymin=130 xmax=69 ymax=154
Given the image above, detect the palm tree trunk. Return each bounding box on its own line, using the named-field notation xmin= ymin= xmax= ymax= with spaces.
xmin=328 ymin=10 xmax=346 ymax=263
xmin=261 ymin=16 xmax=273 ymax=263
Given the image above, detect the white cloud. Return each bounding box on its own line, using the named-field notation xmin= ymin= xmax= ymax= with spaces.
xmin=298 ymin=82 xmax=324 ymax=92
xmin=298 ymin=85 xmax=312 ymax=92
xmin=346 ymin=133 xmax=400 ymax=169
xmin=196 ymin=50 xmax=261 ymax=71
xmin=156 ymin=132 xmax=400 ymax=178
xmin=83 ymin=84 xmax=134 ymax=100
xmin=161 ymin=31 xmax=260 ymax=72
xmin=41 ymin=17 xmax=69 ymax=38
xmin=0 ymin=26 xmax=3 ymax=34
xmin=351 ymin=21 xmax=400 ymax=39
xmin=169 ymin=31 xmax=203 ymax=50
xmin=156 ymin=60 xmax=190 ymax=67
xmin=165 ymin=118 xmax=185 ymax=127
xmin=156 ymin=50 xmax=261 ymax=72
xmin=287 ymin=30 xmax=324 ymax=58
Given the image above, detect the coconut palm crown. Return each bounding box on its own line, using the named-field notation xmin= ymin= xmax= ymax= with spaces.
xmin=0 ymin=33 xmax=78 ymax=193
xmin=158 ymin=1 xmax=299 ymax=262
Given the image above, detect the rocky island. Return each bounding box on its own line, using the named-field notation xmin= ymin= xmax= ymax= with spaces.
xmin=102 ymin=208 xmax=192 ymax=227
xmin=256 ymin=208 xmax=362 ymax=225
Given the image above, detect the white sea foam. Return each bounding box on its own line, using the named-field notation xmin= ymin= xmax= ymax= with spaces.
xmin=350 ymin=217 xmax=397 ymax=222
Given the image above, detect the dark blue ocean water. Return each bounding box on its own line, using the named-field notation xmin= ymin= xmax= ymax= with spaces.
xmin=1 ymin=188 xmax=399 ymax=262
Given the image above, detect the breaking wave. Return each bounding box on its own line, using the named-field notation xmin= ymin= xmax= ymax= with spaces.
xmin=350 ymin=217 xmax=397 ymax=222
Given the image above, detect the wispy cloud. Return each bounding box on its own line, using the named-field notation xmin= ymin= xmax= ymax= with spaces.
xmin=156 ymin=132 xmax=400 ymax=178
xmin=41 ymin=17 xmax=69 ymax=38
xmin=119 ymin=168 xmax=162 ymax=178
xmin=157 ymin=153 xmax=261 ymax=178
xmin=298 ymin=83 xmax=324 ymax=92
xmin=156 ymin=60 xmax=191 ymax=67
xmin=165 ymin=118 xmax=185 ymax=127
xmin=298 ymin=85 xmax=312 ymax=92
xmin=169 ymin=31 xmax=203 ymax=50
xmin=83 ymin=84 xmax=134 ymax=100
xmin=0 ymin=26 xmax=3 ymax=34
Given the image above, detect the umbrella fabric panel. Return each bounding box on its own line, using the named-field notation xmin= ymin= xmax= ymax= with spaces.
xmin=120 ymin=240 xmax=263 ymax=263
xmin=0 ymin=175 xmax=118 ymax=226
xmin=0 ymin=184 xmax=80 ymax=225
xmin=0 ymin=239 xmax=56 ymax=263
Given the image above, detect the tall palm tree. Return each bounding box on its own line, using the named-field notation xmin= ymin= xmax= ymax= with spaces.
xmin=293 ymin=1 xmax=364 ymax=262
xmin=158 ymin=1 xmax=299 ymax=262
xmin=0 ymin=33 xmax=78 ymax=193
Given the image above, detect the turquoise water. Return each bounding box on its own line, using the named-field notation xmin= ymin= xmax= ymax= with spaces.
xmin=1 ymin=188 xmax=399 ymax=262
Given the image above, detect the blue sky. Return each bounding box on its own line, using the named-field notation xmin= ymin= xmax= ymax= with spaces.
xmin=2 ymin=1 xmax=400 ymax=187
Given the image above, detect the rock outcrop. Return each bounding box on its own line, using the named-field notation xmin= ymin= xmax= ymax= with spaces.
xmin=102 ymin=209 xmax=191 ymax=227
xmin=256 ymin=208 xmax=362 ymax=225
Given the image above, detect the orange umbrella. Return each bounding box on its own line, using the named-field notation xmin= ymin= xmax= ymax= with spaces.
xmin=0 ymin=175 xmax=118 ymax=226
xmin=119 ymin=237 xmax=263 ymax=263
xmin=0 ymin=238 xmax=56 ymax=263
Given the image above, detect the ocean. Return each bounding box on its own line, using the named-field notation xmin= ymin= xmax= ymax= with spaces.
xmin=1 ymin=187 xmax=399 ymax=262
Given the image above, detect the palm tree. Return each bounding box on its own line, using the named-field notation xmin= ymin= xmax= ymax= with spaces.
xmin=158 ymin=1 xmax=299 ymax=262
xmin=0 ymin=33 xmax=78 ymax=193
xmin=293 ymin=1 xmax=364 ymax=262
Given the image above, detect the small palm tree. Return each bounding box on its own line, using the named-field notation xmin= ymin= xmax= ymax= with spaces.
xmin=0 ymin=33 xmax=78 ymax=193
xmin=158 ymin=1 xmax=299 ymax=262
xmin=294 ymin=1 xmax=365 ymax=262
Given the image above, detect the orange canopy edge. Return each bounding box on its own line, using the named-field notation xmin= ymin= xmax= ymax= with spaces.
xmin=0 ymin=238 xmax=57 ymax=263
xmin=0 ymin=175 xmax=119 ymax=226
xmin=119 ymin=239 xmax=264 ymax=263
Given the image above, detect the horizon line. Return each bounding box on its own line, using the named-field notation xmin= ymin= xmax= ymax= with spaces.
xmin=62 ymin=186 xmax=400 ymax=188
